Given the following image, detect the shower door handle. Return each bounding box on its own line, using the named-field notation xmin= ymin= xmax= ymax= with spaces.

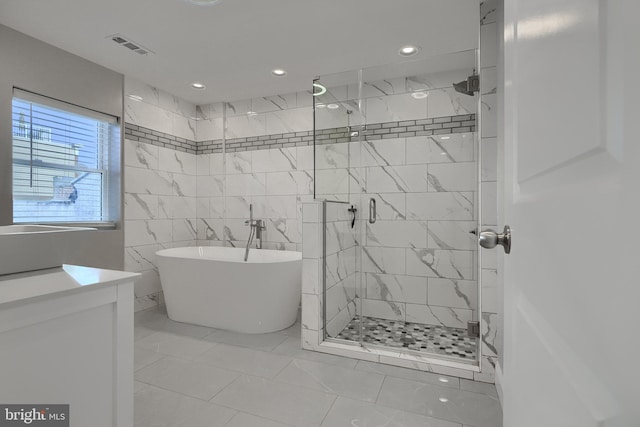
xmin=478 ymin=225 xmax=512 ymax=254
xmin=369 ymin=198 xmax=376 ymax=224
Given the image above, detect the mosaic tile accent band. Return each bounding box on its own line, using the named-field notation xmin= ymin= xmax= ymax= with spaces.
xmin=336 ymin=316 xmax=477 ymax=360
xmin=124 ymin=123 xmax=200 ymax=154
xmin=125 ymin=114 xmax=475 ymax=155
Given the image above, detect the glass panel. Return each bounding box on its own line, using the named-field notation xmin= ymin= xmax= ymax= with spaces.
xmin=314 ymin=69 xmax=364 ymax=345
xmin=316 ymin=49 xmax=482 ymax=363
xmin=357 ymin=50 xmax=480 ymax=363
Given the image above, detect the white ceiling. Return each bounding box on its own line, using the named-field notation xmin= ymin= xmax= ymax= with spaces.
xmin=0 ymin=0 xmax=478 ymax=104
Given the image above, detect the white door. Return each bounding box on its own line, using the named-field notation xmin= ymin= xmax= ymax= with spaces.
xmin=501 ymin=0 xmax=640 ymax=426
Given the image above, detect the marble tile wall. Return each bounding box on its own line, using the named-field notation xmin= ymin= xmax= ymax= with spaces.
xmin=323 ymin=202 xmax=359 ymax=338
xmin=356 ymin=132 xmax=479 ymax=330
xmin=123 ymin=77 xmax=198 ymax=311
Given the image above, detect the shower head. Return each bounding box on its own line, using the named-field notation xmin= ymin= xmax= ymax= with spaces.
xmin=453 ymin=74 xmax=480 ymax=96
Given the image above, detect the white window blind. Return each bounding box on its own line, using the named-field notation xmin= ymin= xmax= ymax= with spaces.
xmin=12 ymin=89 xmax=119 ymax=224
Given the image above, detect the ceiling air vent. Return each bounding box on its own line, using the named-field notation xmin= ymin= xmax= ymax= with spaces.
xmin=107 ymin=34 xmax=154 ymax=55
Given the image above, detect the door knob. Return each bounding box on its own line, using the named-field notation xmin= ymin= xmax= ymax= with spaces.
xmin=478 ymin=225 xmax=512 ymax=254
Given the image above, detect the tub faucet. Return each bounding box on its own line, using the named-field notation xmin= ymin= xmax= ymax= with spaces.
xmin=244 ymin=204 xmax=266 ymax=261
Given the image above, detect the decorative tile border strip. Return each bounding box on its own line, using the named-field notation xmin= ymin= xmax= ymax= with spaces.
xmin=124 ymin=123 xmax=199 ymax=154
xmin=218 ymin=114 xmax=475 ymax=153
xmin=125 ymin=113 xmax=475 ymax=155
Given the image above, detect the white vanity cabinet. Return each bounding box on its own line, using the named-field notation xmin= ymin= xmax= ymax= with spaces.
xmin=0 ymin=265 xmax=139 ymax=427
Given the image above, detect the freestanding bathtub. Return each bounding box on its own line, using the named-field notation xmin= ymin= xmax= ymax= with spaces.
xmin=156 ymin=246 xmax=302 ymax=334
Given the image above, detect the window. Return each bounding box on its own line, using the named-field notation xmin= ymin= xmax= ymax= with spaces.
xmin=12 ymin=89 xmax=119 ymax=224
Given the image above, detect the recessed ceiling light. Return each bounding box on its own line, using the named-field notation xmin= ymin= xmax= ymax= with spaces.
xmin=440 ymin=136 xmax=451 ymax=140
xmin=438 ymin=377 xmax=449 ymax=383
xmin=184 ymin=0 xmax=224 ymax=5
xmin=327 ymin=103 xmax=339 ymax=109
xmin=191 ymin=82 xmax=206 ymax=89
xmin=315 ymin=103 xmax=326 ymax=109
xmin=399 ymin=45 xmax=421 ymax=57
xmin=246 ymin=111 xmax=258 ymax=116
xmin=127 ymin=94 xmax=143 ymax=102
xmin=411 ymin=91 xmax=428 ymax=99
xmin=271 ymin=69 xmax=287 ymax=77
xmin=439 ymin=397 xmax=449 ymax=403
xmin=312 ymin=83 xmax=327 ymax=96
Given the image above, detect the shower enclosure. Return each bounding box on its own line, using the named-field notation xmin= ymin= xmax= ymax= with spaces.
xmin=313 ymin=49 xmax=482 ymax=366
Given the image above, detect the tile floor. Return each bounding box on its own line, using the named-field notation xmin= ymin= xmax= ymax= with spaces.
xmin=335 ymin=316 xmax=477 ymax=360
xmin=134 ymin=306 xmax=502 ymax=427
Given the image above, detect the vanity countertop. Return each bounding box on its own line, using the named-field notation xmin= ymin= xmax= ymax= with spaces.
xmin=0 ymin=264 xmax=140 ymax=308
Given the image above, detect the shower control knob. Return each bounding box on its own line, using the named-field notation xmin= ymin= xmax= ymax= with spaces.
xmin=478 ymin=225 xmax=512 ymax=254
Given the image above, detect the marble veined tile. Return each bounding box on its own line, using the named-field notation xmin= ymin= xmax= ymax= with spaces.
xmin=274 ymin=359 xmax=385 ymax=402
xmin=196 ymin=175 xmax=224 ymax=197
xmin=125 ymin=167 xmax=173 ymax=196
xmin=265 ymin=218 xmax=301 ymax=244
xmin=124 ymin=140 xmax=159 ymax=169
xmin=406 ymin=133 xmax=475 ymax=165
xmin=406 ymin=248 xmax=475 ymax=280
xmin=226 ymin=151 xmax=252 ymax=174
xmin=212 ymin=375 xmax=336 ymax=427
xmin=125 ymin=77 xmax=160 ymax=106
xmin=377 ymin=376 xmax=502 ymax=427
xmin=171 ymin=112 xmax=196 ymax=141
xmin=427 ymin=220 xmax=477 ymax=250
xmin=362 ymin=246 xmax=406 ymax=275
xmin=196 ymin=116 xmax=224 ymax=141
xmin=320 ymin=396 xmax=463 ymax=427
xmin=354 ymin=360 xmax=460 ymax=389
xmin=125 ymin=244 xmax=159 ymax=272
xmin=136 ymin=331 xmax=215 ymax=360
xmin=226 ymin=173 xmax=266 ymax=196
xmin=125 ymin=97 xmax=172 ymax=135
xmin=405 ymin=304 xmax=473 ymax=329
xmin=271 ymin=337 xmax=358 ymax=369
xmin=315 ymin=142 xmax=349 ymax=170
xmin=124 ymin=193 xmax=158 ymax=220
xmin=196 ymin=343 xmax=292 ymax=379
xmin=266 ymin=107 xmax=313 ymax=135
xmin=366 ymin=165 xmax=429 ymax=193
xmin=366 ymin=93 xmax=428 ymax=123
xmin=365 ymin=273 xmax=427 ymax=305
xmin=158 ymin=196 xmax=197 ymax=219
xmin=135 ymin=356 xmax=239 ymax=401
xmin=428 ymin=278 xmax=478 ymax=311
xmin=225 ymin=113 xmax=267 ymax=139
xmin=364 ymin=193 xmax=406 ymax=220
xmin=362 ymin=299 xmax=406 ymax=321
xmin=197 ymin=218 xmax=223 ymax=241
xmin=366 ymin=220 xmax=427 ymax=248
xmin=224 ymin=99 xmax=252 ymax=117
xmin=172 ymin=173 xmax=197 ymax=197
xmin=346 ymin=77 xmax=407 ymax=100
xmin=406 ymin=192 xmax=474 ymax=221
xmin=134 ymin=384 xmax=234 ymax=427
xmin=428 ymin=88 xmax=478 ymax=118
xmin=360 ymin=138 xmax=406 ymax=167
xmin=406 ymin=69 xmax=471 ymax=91
xmin=251 ymin=92 xmax=297 ymax=113
xmin=124 ymin=219 xmax=172 ymax=246
xmin=252 ymin=148 xmax=296 ymax=173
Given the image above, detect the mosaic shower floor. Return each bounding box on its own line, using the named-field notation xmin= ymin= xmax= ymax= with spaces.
xmin=336 ymin=316 xmax=477 ymax=360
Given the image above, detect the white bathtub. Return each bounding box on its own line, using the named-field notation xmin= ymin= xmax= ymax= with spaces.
xmin=156 ymin=246 xmax=302 ymax=334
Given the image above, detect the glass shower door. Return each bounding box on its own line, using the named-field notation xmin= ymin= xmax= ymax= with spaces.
xmin=314 ymin=70 xmax=364 ymax=345
xmin=316 ymin=50 xmax=481 ymax=364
